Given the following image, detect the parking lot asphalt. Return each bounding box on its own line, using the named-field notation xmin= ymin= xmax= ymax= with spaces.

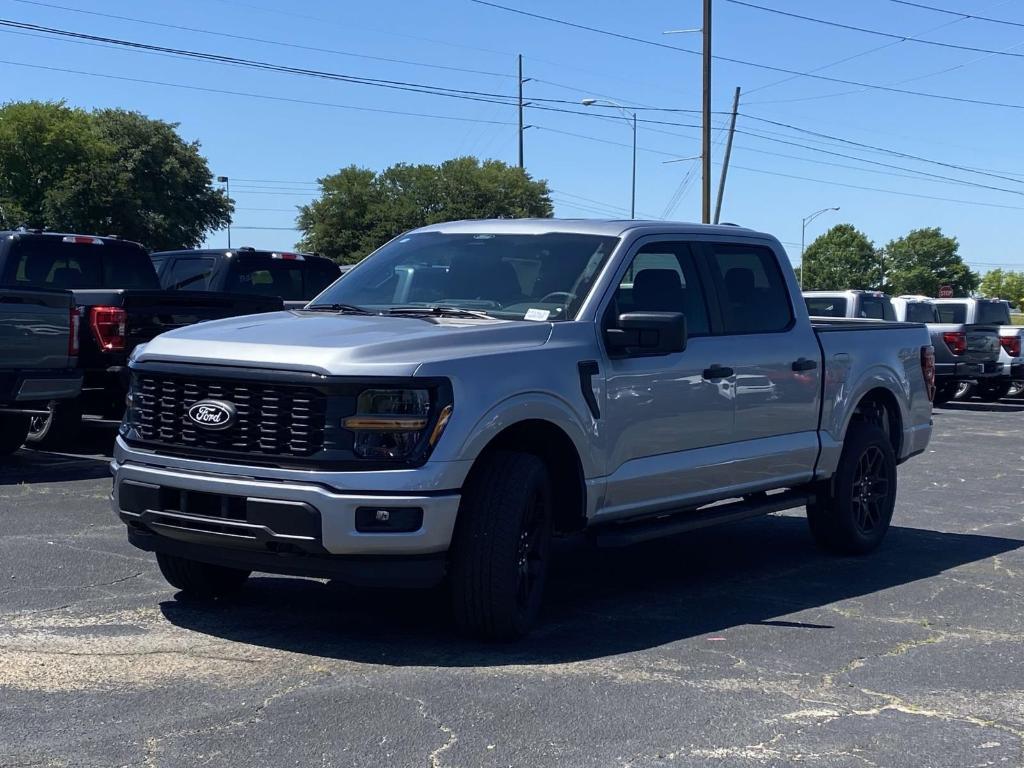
xmin=1 ymin=404 xmax=1023 ymax=768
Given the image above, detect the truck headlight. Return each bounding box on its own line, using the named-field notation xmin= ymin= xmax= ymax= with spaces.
xmin=343 ymin=389 xmax=450 ymax=460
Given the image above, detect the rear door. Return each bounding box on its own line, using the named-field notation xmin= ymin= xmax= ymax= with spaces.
xmin=597 ymin=238 xmax=735 ymax=520
xmin=700 ymin=240 xmax=821 ymax=488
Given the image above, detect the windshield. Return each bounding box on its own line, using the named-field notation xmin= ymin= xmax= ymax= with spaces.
xmin=936 ymin=303 xmax=967 ymax=324
xmin=1 ymin=239 xmax=159 ymax=289
xmin=977 ymin=301 xmax=1011 ymax=325
xmin=905 ymin=303 xmax=939 ymax=323
xmin=310 ymin=231 xmax=618 ymax=321
xmin=859 ymin=296 xmax=895 ymax=321
xmin=226 ymin=256 xmax=340 ymax=300
xmin=804 ymin=296 xmax=847 ymax=317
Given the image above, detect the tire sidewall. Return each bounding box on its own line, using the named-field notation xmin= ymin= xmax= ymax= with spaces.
xmin=827 ymin=423 xmax=898 ymax=553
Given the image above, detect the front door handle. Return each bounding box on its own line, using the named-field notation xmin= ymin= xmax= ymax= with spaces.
xmin=792 ymin=357 xmax=818 ymax=372
xmin=702 ymin=364 xmax=734 ymax=380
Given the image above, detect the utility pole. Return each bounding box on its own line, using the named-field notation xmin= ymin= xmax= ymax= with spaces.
xmin=217 ymin=175 xmax=231 ymax=249
xmin=631 ymin=112 xmax=637 ymax=219
xmin=701 ymin=0 xmax=712 ymax=223
xmin=517 ymin=54 xmax=525 ymax=169
xmin=713 ymin=86 xmax=740 ymax=225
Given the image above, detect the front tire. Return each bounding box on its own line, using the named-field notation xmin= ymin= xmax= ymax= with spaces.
xmin=974 ymin=380 xmax=1011 ymax=402
xmin=25 ymin=398 xmax=82 ymax=449
xmin=156 ymin=552 xmax=250 ymax=598
xmin=807 ymin=422 xmax=897 ymax=555
xmin=449 ymin=451 xmax=553 ymax=641
xmin=0 ymin=413 xmax=30 ymax=455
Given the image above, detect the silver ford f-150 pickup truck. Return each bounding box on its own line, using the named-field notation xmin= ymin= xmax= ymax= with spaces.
xmin=112 ymin=220 xmax=934 ymax=639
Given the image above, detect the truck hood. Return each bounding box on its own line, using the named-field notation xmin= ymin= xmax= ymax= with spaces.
xmin=133 ymin=310 xmax=553 ymax=376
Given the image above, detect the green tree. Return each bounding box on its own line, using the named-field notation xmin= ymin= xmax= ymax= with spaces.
xmin=0 ymin=101 xmax=230 ymax=249
xmin=800 ymin=224 xmax=882 ymax=291
xmin=297 ymin=157 xmax=554 ymax=263
xmin=883 ymin=227 xmax=977 ymax=297
xmin=979 ymin=268 xmax=1024 ymax=309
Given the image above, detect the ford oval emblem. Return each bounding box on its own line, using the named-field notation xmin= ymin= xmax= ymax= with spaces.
xmin=186 ymin=400 xmax=237 ymax=431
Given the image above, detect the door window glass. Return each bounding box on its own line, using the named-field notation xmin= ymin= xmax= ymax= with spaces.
xmin=613 ymin=243 xmax=710 ymax=336
xmin=709 ymin=244 xmax=793 ymax=334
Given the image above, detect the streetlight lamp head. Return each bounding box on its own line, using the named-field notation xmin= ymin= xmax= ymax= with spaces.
xmin=580 ymin=99 xmax=597 ymax=106
xmin=217 ymin=176 xmax=228 ymax=183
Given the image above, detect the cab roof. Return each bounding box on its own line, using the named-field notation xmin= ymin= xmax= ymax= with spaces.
xmin=411 ymin=218 xmax=766 ymax=239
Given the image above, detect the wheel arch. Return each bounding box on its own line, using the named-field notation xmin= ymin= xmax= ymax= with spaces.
xmin=461 ymin=417 xmax=588 ymax=535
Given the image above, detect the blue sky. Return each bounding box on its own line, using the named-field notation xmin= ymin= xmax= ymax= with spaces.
xmin=4 ymin=0 xmax=1024 ymax=272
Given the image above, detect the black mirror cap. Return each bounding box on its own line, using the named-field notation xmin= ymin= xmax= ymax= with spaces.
xmin=607 ymin=311 xmax=687 ymax=356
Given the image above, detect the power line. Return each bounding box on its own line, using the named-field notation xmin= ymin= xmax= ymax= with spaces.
xmin=470 ymin=0 xmax=1024 ymax=110
xmin=0 ymin=19 xmax=561 ymax=108
xmin=726 ymin=0 xmax=1024 ymax=59
xmin=737 ymin=113 xmax=1024 ymax=187
xmin=0 ymin=59 xmax=519 ymax=126
xmin=730 ymin=164 xmax=1024 ymax=211
xmin=10 ymin=0 xmax=514 ymax=78
xmin=888 ymin=0 xmax=1024 ymax=29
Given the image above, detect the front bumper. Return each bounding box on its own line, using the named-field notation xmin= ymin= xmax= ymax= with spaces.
xmin=111 ymin=449 xmax=461 ymax=587
xmin=935 ymin=360 xmax=1003 ymax=380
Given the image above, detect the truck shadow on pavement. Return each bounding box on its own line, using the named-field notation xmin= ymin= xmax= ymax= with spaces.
xmin=159 ymin=515 xmax=1022 ymax=664
xmin=0 ymin=420 xmax=116 ymax=486
xmin=936 ymin=400 xmax=1024 ymax=413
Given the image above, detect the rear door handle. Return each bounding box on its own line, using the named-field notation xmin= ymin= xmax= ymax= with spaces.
xmin=792 ymin=357 xmax=818 ymax=372
xmin=702 ymin=365 xmax=734 ymax=380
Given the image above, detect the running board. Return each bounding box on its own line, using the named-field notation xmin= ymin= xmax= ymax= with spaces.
xmin=592 ymin=489 xmax=814 ymax=548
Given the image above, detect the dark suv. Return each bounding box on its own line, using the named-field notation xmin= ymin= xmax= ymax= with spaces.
xmin=152 ymin=248 xmax=342 ymax=309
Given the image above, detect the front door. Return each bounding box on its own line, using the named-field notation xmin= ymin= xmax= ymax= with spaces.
xmin=598 ymin=238 xmax=735 ymax=521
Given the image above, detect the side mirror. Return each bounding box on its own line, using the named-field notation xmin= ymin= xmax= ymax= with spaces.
xmin=606 ymin=312 xmax=687 ymax=356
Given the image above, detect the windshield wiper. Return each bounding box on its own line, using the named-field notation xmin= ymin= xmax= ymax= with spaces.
xmin=385 ymin=305 xmax=493 ymax=319
xmin=302 ymin=302 xmax=376 ymax=315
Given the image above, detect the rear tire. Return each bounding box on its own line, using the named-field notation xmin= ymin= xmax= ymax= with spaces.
xmin=25 ymin=398 xmax=82 ymax=449
xmin=974 ymin=380 xmax=1011 ymax=402
xmin=933 ymin=381 xmax=958 ymax=405
xmin=449 ymin=451 xmax=553 ymax=641
xmin=953 ymin=381 xmax=974 ymax=401
xmin=156 ymin=552 xmax=250 ymax=598
xmin=807 ymin=422 xmax=897 ymax=555
xmin=1008 ymin=381 xmax=1024 ymax=398
xmin=0 ymin=413 xmax=30 ymax=455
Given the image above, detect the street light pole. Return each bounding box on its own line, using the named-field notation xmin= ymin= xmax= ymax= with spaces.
xmin=217 ymin=175 xmax=231 ymax=249
xmin=800 ymin=206 xmax=840 ymax=290
xmin=581 ymin=98 xmax=637 ymax=218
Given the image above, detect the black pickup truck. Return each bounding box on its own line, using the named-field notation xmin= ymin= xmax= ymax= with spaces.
xmin=0 ymin=287 xmax=82 ymax=454
xmin=0 ymin=231 xmax=283 ymax=446
xmin=151 ymin=247 xmax=342 ymax=309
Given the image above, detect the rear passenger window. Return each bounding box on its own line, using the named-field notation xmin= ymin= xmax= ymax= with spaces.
xmin=613 ymin=243 xmax=710 ymax=337
xmin=709 ymin=244 xmax=793 ymax=334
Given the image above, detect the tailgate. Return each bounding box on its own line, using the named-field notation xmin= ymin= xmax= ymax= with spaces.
xmin=962 ymin=325 xmax=1000 ymax=362
xmin=0 ymin=288 xmax=74 ymax=371
xmin=119 ymin=290 xmax=284 ymax=345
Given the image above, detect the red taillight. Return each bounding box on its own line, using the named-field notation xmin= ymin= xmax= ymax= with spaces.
xmin=921 ymin=345 xmax=936 ymax=402
xmin=1000 ymin=335 xmax=1021 ymax=357
xmin=271 ymin=252 xmax=304 ymax=261
xmin=943 ymin=331 xmax=967 ymax=356
xmin=89 ymin=306 xmax=126 ymax=351
xmin=68 ymin=306 xmax=80 ymax=357
xmin=62 ymin=235 xmax=104 ymax=245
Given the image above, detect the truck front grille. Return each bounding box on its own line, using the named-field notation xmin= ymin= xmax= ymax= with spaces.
xmin=131 ymin=373 xmax=327 ymax=457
